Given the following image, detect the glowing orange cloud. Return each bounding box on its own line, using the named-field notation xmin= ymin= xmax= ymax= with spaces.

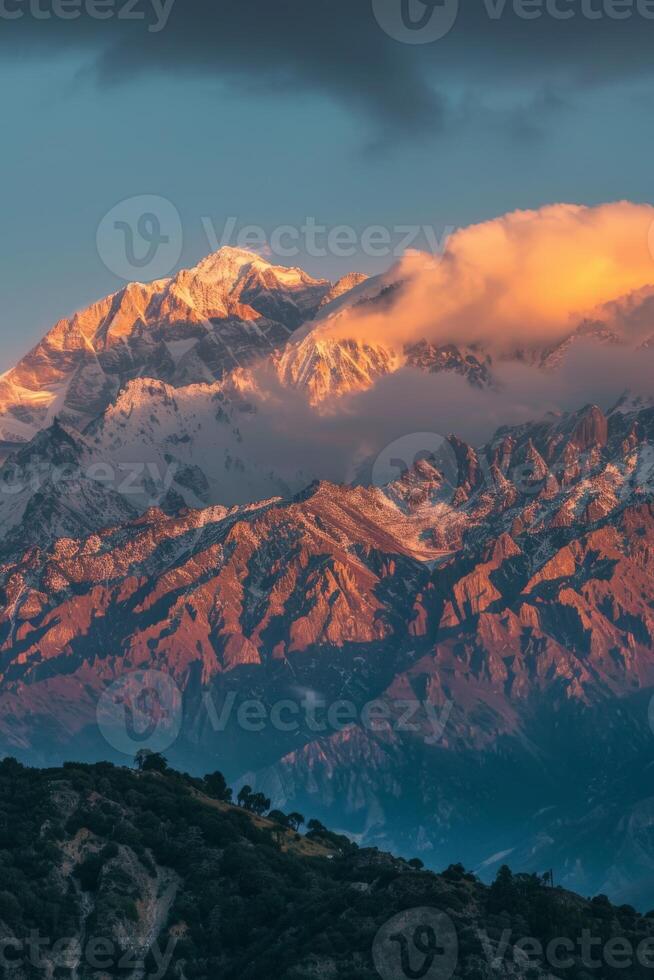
xmin=317 ymin=202 xmax=654 ymax=353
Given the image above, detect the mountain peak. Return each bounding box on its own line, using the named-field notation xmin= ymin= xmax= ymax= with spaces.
xmin=191 ymin=246 xmax=326 ymax=290
xmin=193 ymin=245 xmax=270 ymax=278
xmin=318 ymin=272 xmax=369 ymax=310
xmin=0 ymin=247 xmax=343 ymax=453
xmin=571 ymin=403 xmax=608 ymax=450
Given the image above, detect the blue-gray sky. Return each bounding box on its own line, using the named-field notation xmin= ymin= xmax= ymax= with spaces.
xmin=3 ymin=0 xmax=654 ymax=370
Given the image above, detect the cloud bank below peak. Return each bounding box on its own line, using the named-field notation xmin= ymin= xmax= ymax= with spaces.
xmin=316 ymin=201 xmax=654 ymax=353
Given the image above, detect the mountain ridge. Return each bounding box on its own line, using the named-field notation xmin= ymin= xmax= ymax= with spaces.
xmin=2 ymin=397 xmax=654 ymax=900
xmin=0 ymin=248 xmax=338 ymax=457
xmin=4 ymin=243 xmax=654 ymax=904
xmin=5 ymin=757 xmax=652 ymax=979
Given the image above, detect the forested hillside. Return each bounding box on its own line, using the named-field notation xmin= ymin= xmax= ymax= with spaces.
xmin=1 ymin=757 xmax=654 ymax=979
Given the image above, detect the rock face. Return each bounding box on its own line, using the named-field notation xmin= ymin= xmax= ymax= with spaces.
xmin=2 ymin=397 xmax=654 ymax=901
xmin=271 ymin=335 xmax=399 ymax=404
xmin=6 ymin=244 xmax=654 ymax=456
xmin=318 ymin=271 xmax=369 ymax=309
xmin=0 ymin=248 xmax=333 ymax=455
xmin=405 ymin=340 xmax=494 ymax=388
xmin=6 ymin=246 xmax=654 ymax=904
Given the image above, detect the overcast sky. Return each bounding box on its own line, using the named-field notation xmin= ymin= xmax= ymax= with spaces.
xmin=3 ymin=0 xmax=654 ymax=369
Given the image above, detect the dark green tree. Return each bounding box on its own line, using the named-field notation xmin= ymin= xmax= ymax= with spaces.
xmin=135 ymin=750 xmax=168 ymax=773
xmin=488 ymin=864 xmax=517 ymax=914
xmin=204 ymin=771 xmax=232 ymax=802
xmin=249 ymin=792 xmax=271 ymax=816
xmin=268 ymin=810 xmax=290 ymax=827
xmin=237 ymin=785 xmax=253 ymax=809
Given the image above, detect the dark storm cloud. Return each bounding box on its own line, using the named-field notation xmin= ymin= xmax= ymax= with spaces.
xmin=4 ymin=0 xmax=654 ymax=134
xmin=1 ymin=0 xmax=445 ymax=134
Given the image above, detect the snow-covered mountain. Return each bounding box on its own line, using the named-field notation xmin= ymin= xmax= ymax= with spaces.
xmin=7 ymin=245 xmax=654 ymax=453
xmin=3 ymin=397 xmax=654 ymax=900
xmin=5 ymin=244 xmax=654 ymax=551
xmin=0 ymin=248 xmax=337 ymax=457
xmin=5 ymin=242 xmax=654 ymax=902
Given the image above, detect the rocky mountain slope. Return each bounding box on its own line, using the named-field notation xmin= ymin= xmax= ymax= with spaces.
xmin=4 ymin=245 xmax=654 ymax=539
xmin=0 ymin=248 xmax=335 ymax=457
xmin=8 ymin=245 xmax=654 ymax=456
xmin=2 ymin=397 xmax=654 ymax=901
xmin=3 ymin=757 xmax=652 ymax=980
xmin=5 ymin=246 xmax=654 ymax=906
